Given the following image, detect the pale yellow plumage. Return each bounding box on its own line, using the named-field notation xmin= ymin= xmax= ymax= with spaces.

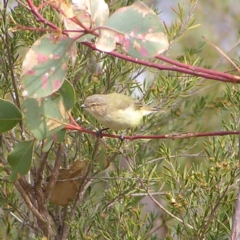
xmin=81 ymin=93 xmax=159 ymax=130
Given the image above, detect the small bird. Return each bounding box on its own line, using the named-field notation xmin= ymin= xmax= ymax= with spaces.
xmin=81 ymin=92 xmax=159 ymax=130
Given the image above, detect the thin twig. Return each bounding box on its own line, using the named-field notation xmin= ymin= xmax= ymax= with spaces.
xmin=203 ymin=37 xmax=239 ymax=72
xmin=1 ymin=5 xmax=24 ymax=138
xmin=14 ymin=181 xmax=44 ymax=222
xmin=138 ymin=178 xmax=194 ymax=229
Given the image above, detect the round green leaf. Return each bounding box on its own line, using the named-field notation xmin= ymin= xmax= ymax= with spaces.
xmin=22 ymin=94 xmax=68 ymax=140
xmin=0 ymin=99 xmax=22 ymax=132
xmin=21 ymin=33 xmax=75 ymax=98
xmin=8 ymin=140 xmax=34 ymax=181
xmin=96 ymin=1 xmax=169 ymax=59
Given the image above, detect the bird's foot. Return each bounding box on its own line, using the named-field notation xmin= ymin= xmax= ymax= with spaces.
xmin=95 ymin=128 xmax=109 ymax=138
xmin=118 ymin=133 xmax=125 ymax=142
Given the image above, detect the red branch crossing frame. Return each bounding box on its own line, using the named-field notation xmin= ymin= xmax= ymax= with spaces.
xmin=25 ymin=0 xmax=240 ymax=140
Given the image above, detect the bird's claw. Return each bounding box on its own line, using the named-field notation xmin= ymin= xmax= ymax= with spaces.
xmin=118 ymin=133 xmax=125 ymax=141
xmin=95 ymin=128 xmax=109 ymax=138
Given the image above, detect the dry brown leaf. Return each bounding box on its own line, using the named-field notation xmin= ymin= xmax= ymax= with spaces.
xmin=49 ymin=160 xmax=87 ymax=206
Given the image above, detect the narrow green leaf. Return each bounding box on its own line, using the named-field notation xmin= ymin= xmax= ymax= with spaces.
xmin=8 ymin=140 xmax=34 ymax=181
xmin=0 ymin=99 xmax=22 ymax=132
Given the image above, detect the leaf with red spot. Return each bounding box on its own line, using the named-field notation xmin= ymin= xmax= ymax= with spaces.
xmin=49 ymin=0 xmax=109 ymax=41
xmin=96 ymin=1 xmax=169 ymax=59
xmin=21 ymin=33 xmax=74 ymax=98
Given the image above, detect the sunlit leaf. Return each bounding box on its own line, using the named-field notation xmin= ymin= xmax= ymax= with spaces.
xmin=50 ymin=0 xmax=109 ymax=41
xmin=21 ymin=33 xmax=74 ymax=98
xmin=96 ymin=1 xmax=169 ymax=59
xmin=91 ymin=0 xmax=109 ymax=27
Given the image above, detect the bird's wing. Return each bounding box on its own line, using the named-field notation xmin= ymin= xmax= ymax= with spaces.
xmin=133 ymin=100 xmax=144 ymax=110
xmin=105 ymin=93 xmax=128 ymax=110
xmin=108 ymin=93 xmax=143 ymax=110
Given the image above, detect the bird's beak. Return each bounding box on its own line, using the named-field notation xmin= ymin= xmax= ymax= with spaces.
xmin=81 ymin=104 xmax=87 ymax=108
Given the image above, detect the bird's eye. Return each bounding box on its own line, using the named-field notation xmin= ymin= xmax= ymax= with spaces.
xmin=90 ymin=103 xmax=98 ymax=107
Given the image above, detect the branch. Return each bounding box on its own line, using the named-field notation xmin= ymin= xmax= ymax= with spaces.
xmin=14 ymin=181 xmax=44 ymax=223
xmin=65 ymin=121 xmax=240 ymax=140
xmin=138 ymin=178 xmax=194 ymax=230
xmin=26 ymin=0 xmax=59 ymax=31
xmin=124 ymin=130 xmax=240 ymax=141
xmin=82 ymin=42 xmax=240 ymax=83
xmin=25 ymin=0 xmax=240 ymax=84
xmin=34 ymin=151 xmax=50 ymax=207
xmin=35 ymin=151 xmax=49 ymax=189
xmin=44 ymin=144 xmax=63 ymax=199
xmin=157 ymin=55 xmax=239 ymax=80
xmin=1 ymin=8 xmax=25 ymax=138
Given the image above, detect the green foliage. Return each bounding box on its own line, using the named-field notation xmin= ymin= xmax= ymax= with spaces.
xmin=96 ymin=1 xmax=168 ymax=58
xmin=0 ymin=99 xmax=22 ymax=132
xmin=22 ymin=94 xmax=68 ymax=140
xmin=21 ymin=33 xmax=74 ymax=98
xmin=0 ymin=0 xmax=239 ymax=239
xmin=8 ymin=140 xmax=34 ymax=181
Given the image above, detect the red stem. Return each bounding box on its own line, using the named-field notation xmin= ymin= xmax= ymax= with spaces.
xmin=26 ymin=0 xmax=240 ymax=83
xmin=26 ymin=0 xmax=59 ymax=30
xmin=82 ymin=42 xmax=240 ymax=83
xmin=65 ymin=121 xmax=240 ymax=141
xmin=25 ymin=0 xmax=240 ymax=140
